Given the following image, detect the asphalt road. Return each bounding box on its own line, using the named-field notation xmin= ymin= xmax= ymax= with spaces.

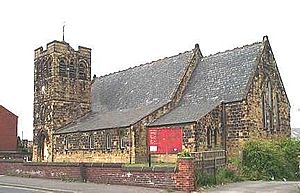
xmin=0 ymin=185 xmax=53 ymax=193
xmin=0 ymin=175 xmax=182 ymax=193
xmin=1 ymin=175 xmax=299 ymax=193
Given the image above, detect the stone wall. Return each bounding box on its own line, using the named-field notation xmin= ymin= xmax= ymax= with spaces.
xmin=133 ymin=44 xmax=202 ymax=163
xmin=225 ymin=38 xmax=290 ymax=156
xmin=0 ymin=158 xmax=196 ymax=191
xmin=33 ymin=41 xmax=92 ymax=162
xmin=195 ymin=106 xmax=223 ymax=152
xmin=54 ymin=128 xmax=132 ymax=163
xmin=52 ymin=44 xmax=202 ymax=164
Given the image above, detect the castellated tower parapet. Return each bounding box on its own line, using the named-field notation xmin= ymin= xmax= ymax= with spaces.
xmin=33 ymin=40 xmax=92 ymax=162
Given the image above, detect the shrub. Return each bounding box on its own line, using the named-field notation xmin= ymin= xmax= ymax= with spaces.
xmin=177 ymin=149 xmax=191 ymax=158
xmin=195 ymin=170 xmax=215 ymax=187
xmin=196 ymin=167 xmax=242 ymax=187
xmin=216 ymin=167 xmax=243 ymax=183
xmin=241 ymin=138 xmax=300 ymax=180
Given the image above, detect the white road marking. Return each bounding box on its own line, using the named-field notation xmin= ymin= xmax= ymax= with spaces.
xmin=0 ymin=183 xmax=78 ymax=193
xmin=0 ymin=184 xmax=54 ymax=192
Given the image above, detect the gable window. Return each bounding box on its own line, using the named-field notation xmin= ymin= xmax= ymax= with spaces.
xmin=106 ymin=133 xmax=112 ymax=150
xmin=273 ymin=93 xmax=280 ymax=131
xmin=263 ymin=80 xmax=273 ymax=130
xmin=59 ymin=59 xmax=67 ymax=77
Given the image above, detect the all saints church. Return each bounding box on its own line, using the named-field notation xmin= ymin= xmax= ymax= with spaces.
xmin=33 ymin=36 xmax=290 ymax=163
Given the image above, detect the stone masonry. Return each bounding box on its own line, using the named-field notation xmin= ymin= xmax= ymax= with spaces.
xmin=33 ymin=36 xmax=290 ymax=163
xmin=33 ymin=41 xmax=91 ymax=162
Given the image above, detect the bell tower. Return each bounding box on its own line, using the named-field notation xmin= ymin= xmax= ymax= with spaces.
xmin=33 ymin=40 xmax=92 ymax=162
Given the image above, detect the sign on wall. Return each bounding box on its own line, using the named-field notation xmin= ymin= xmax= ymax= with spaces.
xmin=148 ymin=128 xmax=182 ymax=154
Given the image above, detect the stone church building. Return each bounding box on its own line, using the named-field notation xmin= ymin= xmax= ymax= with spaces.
xmin=33 ymin=36 xmax=290 ymax=163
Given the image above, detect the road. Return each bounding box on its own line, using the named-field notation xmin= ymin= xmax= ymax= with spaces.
xmin=1 ymin=175 xmax=299 ymax=193
xmin=0 ymin=175 xmax=182 ymax=193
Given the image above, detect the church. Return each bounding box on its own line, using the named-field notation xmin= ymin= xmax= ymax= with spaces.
xmin=32 ymin=36 xmax=290 ymax=163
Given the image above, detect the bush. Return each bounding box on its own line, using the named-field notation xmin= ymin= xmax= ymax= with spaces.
xmin=195 ymin=170 xmax=216 ymax=187
xmin=217 ymin=167 xmax=243 ymax=183
xmin=241 ymin=138 xmax=300 ymax=180
xmin=177 ymin=149 xmax=191 ymax=158
xmin=196 ymin=167 xmax=242 ymax=187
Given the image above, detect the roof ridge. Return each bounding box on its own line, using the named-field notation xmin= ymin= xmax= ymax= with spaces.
xmin=96 ymin=49 xmax=193 ymax=79
xmin=203 ymin=41 xmax=262 ymax=59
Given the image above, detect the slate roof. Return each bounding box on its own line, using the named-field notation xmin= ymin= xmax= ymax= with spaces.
xmin=150 ymin=42 xmax=263 ymax=126
xmin=56 ymin=50 xmax=194 ymax=133
xmin=56 ymin=40 xmax=264 ymax=133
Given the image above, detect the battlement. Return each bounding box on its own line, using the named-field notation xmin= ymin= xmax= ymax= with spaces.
xmin=34 ymin=40 xmax=91 ymax=59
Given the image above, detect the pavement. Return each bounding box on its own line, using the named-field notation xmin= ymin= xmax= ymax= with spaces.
xmin=0 ymin=175 xmax=183 ymax=193
xmin=201 ymin=181 xmax=300 ymax=193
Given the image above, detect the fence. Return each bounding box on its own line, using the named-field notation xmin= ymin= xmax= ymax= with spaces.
xmin=191 ymin=150 xmax=226 ymax=174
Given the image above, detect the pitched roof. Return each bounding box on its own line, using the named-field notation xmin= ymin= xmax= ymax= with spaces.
xmin=56 ymin=50 xmax=194 ymax=134
xmin=0 ymin=105 xmax=18 ymax=118
xmin=150 ymin=42 xmax=263 ymax=126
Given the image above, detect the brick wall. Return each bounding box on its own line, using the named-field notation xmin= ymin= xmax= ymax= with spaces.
xmin=175 ymin=157 xmax=195 ymax=192
xmin=0 ymin=158 xmax=196 ymax=191
xmin=0 ymin=106 xmax=18 ymax=151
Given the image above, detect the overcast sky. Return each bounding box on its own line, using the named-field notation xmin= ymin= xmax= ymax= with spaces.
xmin=0 ymin=0 xmax=299 ymax=140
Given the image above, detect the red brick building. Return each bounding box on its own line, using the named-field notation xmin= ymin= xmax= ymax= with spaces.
xmin=0 ymin=105 xmax=18 ymax=151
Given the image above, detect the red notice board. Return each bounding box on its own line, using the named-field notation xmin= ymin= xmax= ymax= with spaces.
xmin=148 ymin=128 xmax=182 ymax=154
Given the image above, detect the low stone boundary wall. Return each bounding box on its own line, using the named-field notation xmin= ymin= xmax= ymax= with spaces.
xmin=0 ymin=158 xmax=195 ymax=191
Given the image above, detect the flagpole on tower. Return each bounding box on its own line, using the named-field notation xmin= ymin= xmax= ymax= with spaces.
xmin=63 ymin=21 xmax=66 ymax=42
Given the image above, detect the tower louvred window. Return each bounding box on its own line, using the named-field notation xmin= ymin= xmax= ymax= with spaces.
xmin=47 ymin=57 xmax=52 ymax=77
xmin=69 ymin=61 xmax=76 ymax=78
xmin=78 ymin=62 xmax=86 ymax=80
xmin=59 ymin=59 xmax=67 ymax=77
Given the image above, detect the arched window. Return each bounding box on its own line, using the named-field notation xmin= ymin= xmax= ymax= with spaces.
xmin=207 ymin=127 xmax=212 ymax=148
xmin=47 ymin=57 xmax=52 ymax=77
xmin=273 ymin=93 xmax=280 ymax=131
xmin=42 ymin=58 xmax=47 ymax=79
xmin=106 ymin=133 xmax=112 ymax=150
xmin=78 ymin=62 xmax=86 ymax=80
xmin=263 ymin=80 xmax=273 ymax=130
xmin=69 ymin=60 xmax=76 ymax=78
xmin=88 ymin=135 xmax=94 ymax=149
xmin=213 ymin=128 xmax=217 ymax=146
xmin=34 ymin=60 xmax=40 ymax=92
xmin=64 ymin=136 xmax=69 ymax=151
xmin=59 ymin=59 xmax=67 ymax=77
xmin=120 ymin=136 xmax=125 ymax=149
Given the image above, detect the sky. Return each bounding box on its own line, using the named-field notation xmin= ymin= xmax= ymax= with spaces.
xmin=0 ymin=0 xmax=299 ymax=140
